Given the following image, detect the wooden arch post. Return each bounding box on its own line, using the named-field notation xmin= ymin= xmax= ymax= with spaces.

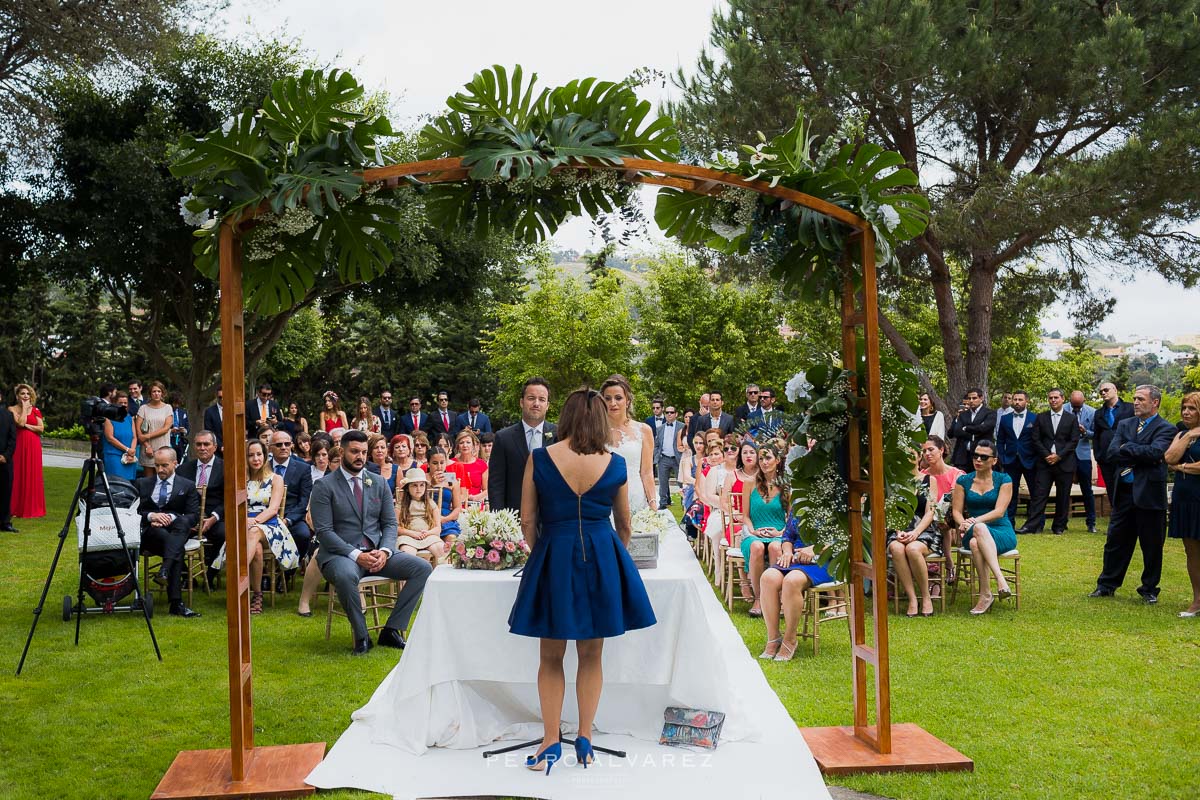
xmin=155 ymin=157 xmax=966 ymax=798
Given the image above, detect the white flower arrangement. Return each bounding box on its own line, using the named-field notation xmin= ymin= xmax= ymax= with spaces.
xmin=450 ymin=508 xmax=528 ymax=570
xmin=786 ymin=371 xmax=814 ymax=402
xmin=630 ymin=507 xmax=673 ymax=541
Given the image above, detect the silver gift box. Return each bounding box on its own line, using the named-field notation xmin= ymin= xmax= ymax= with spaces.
xmin=628 ymin=533 xmax=659 ymax=569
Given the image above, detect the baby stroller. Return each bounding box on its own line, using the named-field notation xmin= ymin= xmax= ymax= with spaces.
xmin=63 ymin=476 xmax=152 ymax=620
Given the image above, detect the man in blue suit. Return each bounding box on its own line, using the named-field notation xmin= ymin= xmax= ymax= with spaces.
xmin=1068 ymin=390 xmax=1098 ymax=531
xmin=269 ymin=429 xmax=313 ymax=587
xmin=456 ymin=398 xmax=493 ymax=434
xmin=995 ymin=390 xmax=1038 ymax=524
xmin=400 ymin=396 xmax=429 ymax=436
xmin=1090 ymin=384 xmax=1177 ymax=603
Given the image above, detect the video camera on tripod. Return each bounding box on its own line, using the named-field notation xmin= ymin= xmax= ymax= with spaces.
xmin=79 ymin=396 xmax=127 ymax=438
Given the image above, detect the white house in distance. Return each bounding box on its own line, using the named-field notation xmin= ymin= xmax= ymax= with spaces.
xmin=1124 ymin=338 xmax=1193 ymax=363
xmin=1037 ymin=335 xmax=1196 ymax=362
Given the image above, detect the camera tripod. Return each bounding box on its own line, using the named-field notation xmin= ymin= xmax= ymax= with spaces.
xmin=16 ymin=439 xmax=161 ymax=675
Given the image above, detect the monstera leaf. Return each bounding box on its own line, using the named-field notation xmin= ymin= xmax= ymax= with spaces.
xmin=270 ymin=160 xmax=363 ymax=216
xmin=243 ymin=244 xmax=322 ymax=315
xmin=828 ymin=142 xmax=929 ymax=240
xmin=172 ymin=111 xmax=270 ymax=178
xmin=418 ymin=111 xmax=470 ymax=160
xmin=462 ymin=122 xmax=548 ymax=181
xmin=318 ymin=201 xmax=406 ymax=283
xmin=260 ymin=69 xmax=366 ymax=145
xmin=446 ymin=65 xmax=548 ymax=130
xmin=604 ymin=94 xmax=680 ymax=161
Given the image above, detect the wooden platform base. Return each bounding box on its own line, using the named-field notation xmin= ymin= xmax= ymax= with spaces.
xmin=151 ymin=743 xmax=326 ymax=799
xmin=800 ymin=724 xmax=973 ymax=775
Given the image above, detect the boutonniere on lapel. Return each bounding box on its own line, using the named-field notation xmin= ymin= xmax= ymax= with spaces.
xmin=364 ymin=477 xmax=374 ymax=488
xmin=543 ymin=431 xmax=554 ymax=444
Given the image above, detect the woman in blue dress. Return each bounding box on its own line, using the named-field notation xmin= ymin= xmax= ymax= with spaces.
xmin=951 ymin=439 xmax=1015 ymax=615
xmin=508 ymin=388 xmax=656 ymax=775
xmin=1166 ymin=391 xmax=1200 ymax=617
xmin=101 ymin=391 xmax=139 ymax=481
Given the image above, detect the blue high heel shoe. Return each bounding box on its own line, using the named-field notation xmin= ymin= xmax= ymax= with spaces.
xmin=526 ymin=741 xmax=561 ymax=775
xmin=574 ymin=736 xmax=595 ymax=768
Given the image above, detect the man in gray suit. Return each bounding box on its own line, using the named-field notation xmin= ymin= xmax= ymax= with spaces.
xmin=654 ymin=405 xmax=682 ymax=509
xmin=310 ymin=430 xmax=432 ymax=654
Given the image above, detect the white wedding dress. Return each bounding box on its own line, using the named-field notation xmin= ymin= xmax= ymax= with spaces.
xmin=608 ymin=423 xmax=649 ymax=513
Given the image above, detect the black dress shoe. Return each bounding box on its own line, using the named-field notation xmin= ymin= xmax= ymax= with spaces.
xmin=352 ymin=637 xmax=373 ymax=655
xmin=1087 ymin=525 xmax=1097 ymax=533
xmin=0 ymin=523 xmax=17 ymax=532
xmin=169 ymin=602 xmax=201 ymax=618
xmin=1051 ymin=529 xmax=1065 ymax=535
xmin=1015 ymin=527 xmax=1041 ymax=534
xmin=1088 ymin=588 xmax=1114 ymax=598
xmin=1140 ymin=593 xmax=1159 ymax=605
xmin=377 ymin=627 xmax=407 ymax=649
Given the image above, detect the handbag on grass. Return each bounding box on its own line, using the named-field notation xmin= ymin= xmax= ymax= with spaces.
xmin=659 ymin=707 xmax=725 ymax=749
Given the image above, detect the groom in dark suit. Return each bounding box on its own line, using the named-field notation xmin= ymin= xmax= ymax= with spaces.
xmin=310 ymin=430 xmax=432 ymax=654
xmin=1091 ymin=384 xmax=1177 ymax=603
xmin=137 ymin=446 xmax=201 ymax=617
xmin=489 ymin=377 xmax=556 ymax=513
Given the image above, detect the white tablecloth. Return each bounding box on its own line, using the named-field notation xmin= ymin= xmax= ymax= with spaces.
xmin=352 ymin=528 xmax=758 ymax=753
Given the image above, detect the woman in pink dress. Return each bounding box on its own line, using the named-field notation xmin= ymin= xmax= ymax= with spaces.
xmin=9 ymin=383 xmax=46 ymax=518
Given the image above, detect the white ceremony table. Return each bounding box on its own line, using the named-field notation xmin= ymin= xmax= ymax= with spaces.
xmin=307 ymin=528 xmax=833 ymax=800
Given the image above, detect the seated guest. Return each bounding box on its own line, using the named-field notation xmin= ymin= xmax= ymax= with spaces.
xmin=309 ymin=430 xmax=433 ymax=653
xmin=739 ymin=443 xmax=788 ymax=618
xmin=457 ymin=398 xmax=493 ymax=434
xmin=449 ymin=429 xmax=488 ymax=507
xmin=310 ymin=430 xmax=333 ymax=450
xmin=102 ymin=390 xmax=140 ymax=481
xmin=279 ymin=402 xmax=309 ymax=439
xmin=395 ymin=468 xmax=446 ymax=564
xmin=951 ymin=440 xmax=1016 ymax=614
xmin=432 ymin=430 xmax=454 ymax=459
xmin=319 ymin=391 xmax=349 ymax=433
xmin=368 ymin=432 xmax=399 ymax=493
xmin=888 ymin=437 xmax=961 ymax=617
xmin=724 ymin=441 xmax=759 ymax=600
xmin=919 ymin=435 xmax=964 ymax=572
xmin=702 ymin=437 xmax=738 ymax=547
xmin=268 ymin=429 xmax=313 ymax=570
xmin=390 ymin=433 xmax=418 ymax=473
xmin=244 ymin=439 xmax=298 ymax=614
xmin=758 ymin=513 xmax=836 ymax=661
xmin=176 ymin=430 xmax=227 ymax=584
xmin=308 ymin=438 xmax=331 ymax=485
xmin=428 ymin=448 xmax=463 ymax=545
xmin=256 ymin=427 xmax=272 ymax=450
xmin=326 ymin=445 xmax=342 ymax=471
xmin=1166 ymin=391 xmax=1200 ymax=617
xmin=137 ymin=446 xmax=200 ymax=618
xmin=916 ymin=392 xmax=946 ymax=440
xmin=410 ymin=434 xmax=429 ymax=472
xmin=294 ymin=431 xmax=312 ymax=462
xmin=351 ymin=396 xmax=381 ymax=433
xmin=478 ymin=431 xmax=495 ymax=463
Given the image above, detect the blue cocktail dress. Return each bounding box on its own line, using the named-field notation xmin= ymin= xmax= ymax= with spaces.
xmin=508 ymin=448 xmax=657 ymax=640
xmin=957 ymin=471 xmax=1018 ymax=553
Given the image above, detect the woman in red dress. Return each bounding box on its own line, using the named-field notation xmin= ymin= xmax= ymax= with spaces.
xmin=448 ymin=429 xmax=488 ymax=508
xmin=9 ymin=383 xmax=45 ymax=518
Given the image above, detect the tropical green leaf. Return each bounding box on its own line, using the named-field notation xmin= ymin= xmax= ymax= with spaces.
xmin=541 ymin=114 xmax=624 ymax=163
xmin=171 ymin=111 xmax=269 ymax=177
xmin=270 ymin=162 xmax=362 ymax=216
xmin=423 ymin=182 xmax=479 ymax=234
xmin=418 ymin=112 xmax=470 ymax=160
xmin=446 ymin=65 xmax=548 ymax=129
xmin=606 ymin=95 xmax=680 ymax=160
xmin=243 ymin=244 xmax=323 ymax=315
xmin=462 ymin=121 xmax=548 ymax=180
xmin=654 ymin=187 xmax=720 ymax=244
xmin=259 ymin=69 xmax=365 ymax=145
xmin=503 ymin=188 xmax=574 ymax=244
xmin=546 ymin=77 xmax=628 ymax=123
xmin=319 ymin=201 xmax=405 ymax=283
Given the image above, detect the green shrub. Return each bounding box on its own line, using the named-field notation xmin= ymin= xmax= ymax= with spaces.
xmin=44 ymin=424 xmax=89 ymax=441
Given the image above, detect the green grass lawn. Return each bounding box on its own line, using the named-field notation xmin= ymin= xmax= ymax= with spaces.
xmin=1 ymin=467 xmax=1197 ymax=799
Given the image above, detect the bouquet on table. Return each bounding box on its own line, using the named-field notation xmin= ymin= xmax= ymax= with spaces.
xmin=631 ymin=507 xmax=674 ymax=541
xmin=448 ymin=508 xmax=530 ymax=570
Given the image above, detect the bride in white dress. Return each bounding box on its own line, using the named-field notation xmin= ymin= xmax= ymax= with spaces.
xmin=600 ymin=374 xmax=656 ymax=512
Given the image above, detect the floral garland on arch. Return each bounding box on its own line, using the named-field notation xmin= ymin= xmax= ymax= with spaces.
xmin=776 ymin=350 xmax=924 ymax=580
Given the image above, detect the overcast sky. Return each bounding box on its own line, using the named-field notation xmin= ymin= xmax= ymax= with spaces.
xmin=216 ymin=0 xmax=1200 ymax=340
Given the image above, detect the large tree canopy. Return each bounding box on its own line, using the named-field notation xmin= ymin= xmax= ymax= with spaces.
xmin=671 ymin=0 xmax=1200 ymax=405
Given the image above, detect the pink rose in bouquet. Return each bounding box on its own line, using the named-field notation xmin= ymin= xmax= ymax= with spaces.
xmin=504 ymin=541 xmax=516 ymax=553
xmin=456 ymin=543 xmax=467 ymax=555
xmin=491 ymin=539 xmax=504 ymax=551
xmin=520 ymin=541 xmax=530 ymax=552
xmin=474 ymin=546 xmax=486 ymax=559
xmin=486 ymin=550 xmax=501 ymax=564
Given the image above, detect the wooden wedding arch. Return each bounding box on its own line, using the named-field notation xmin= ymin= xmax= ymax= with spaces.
xmin=153 ymin=157 xmax=970 ymax=799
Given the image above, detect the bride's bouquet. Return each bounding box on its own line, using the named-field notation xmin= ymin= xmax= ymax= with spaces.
xmin=448 ymin=508 xmax=530 ymax=570
xmin=631 ymin=507 xmax=674 ymax=541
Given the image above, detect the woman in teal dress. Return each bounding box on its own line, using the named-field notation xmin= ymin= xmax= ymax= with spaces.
xmin=101 ymin=391 xmax=139 ymax=481
xmin=508 ymin=388 xmax=656 ymax=776
xmin=739 ymin=443 xmax=786 ymax=618
xmin=951 ymin=439 xmax=1015 ymax=615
